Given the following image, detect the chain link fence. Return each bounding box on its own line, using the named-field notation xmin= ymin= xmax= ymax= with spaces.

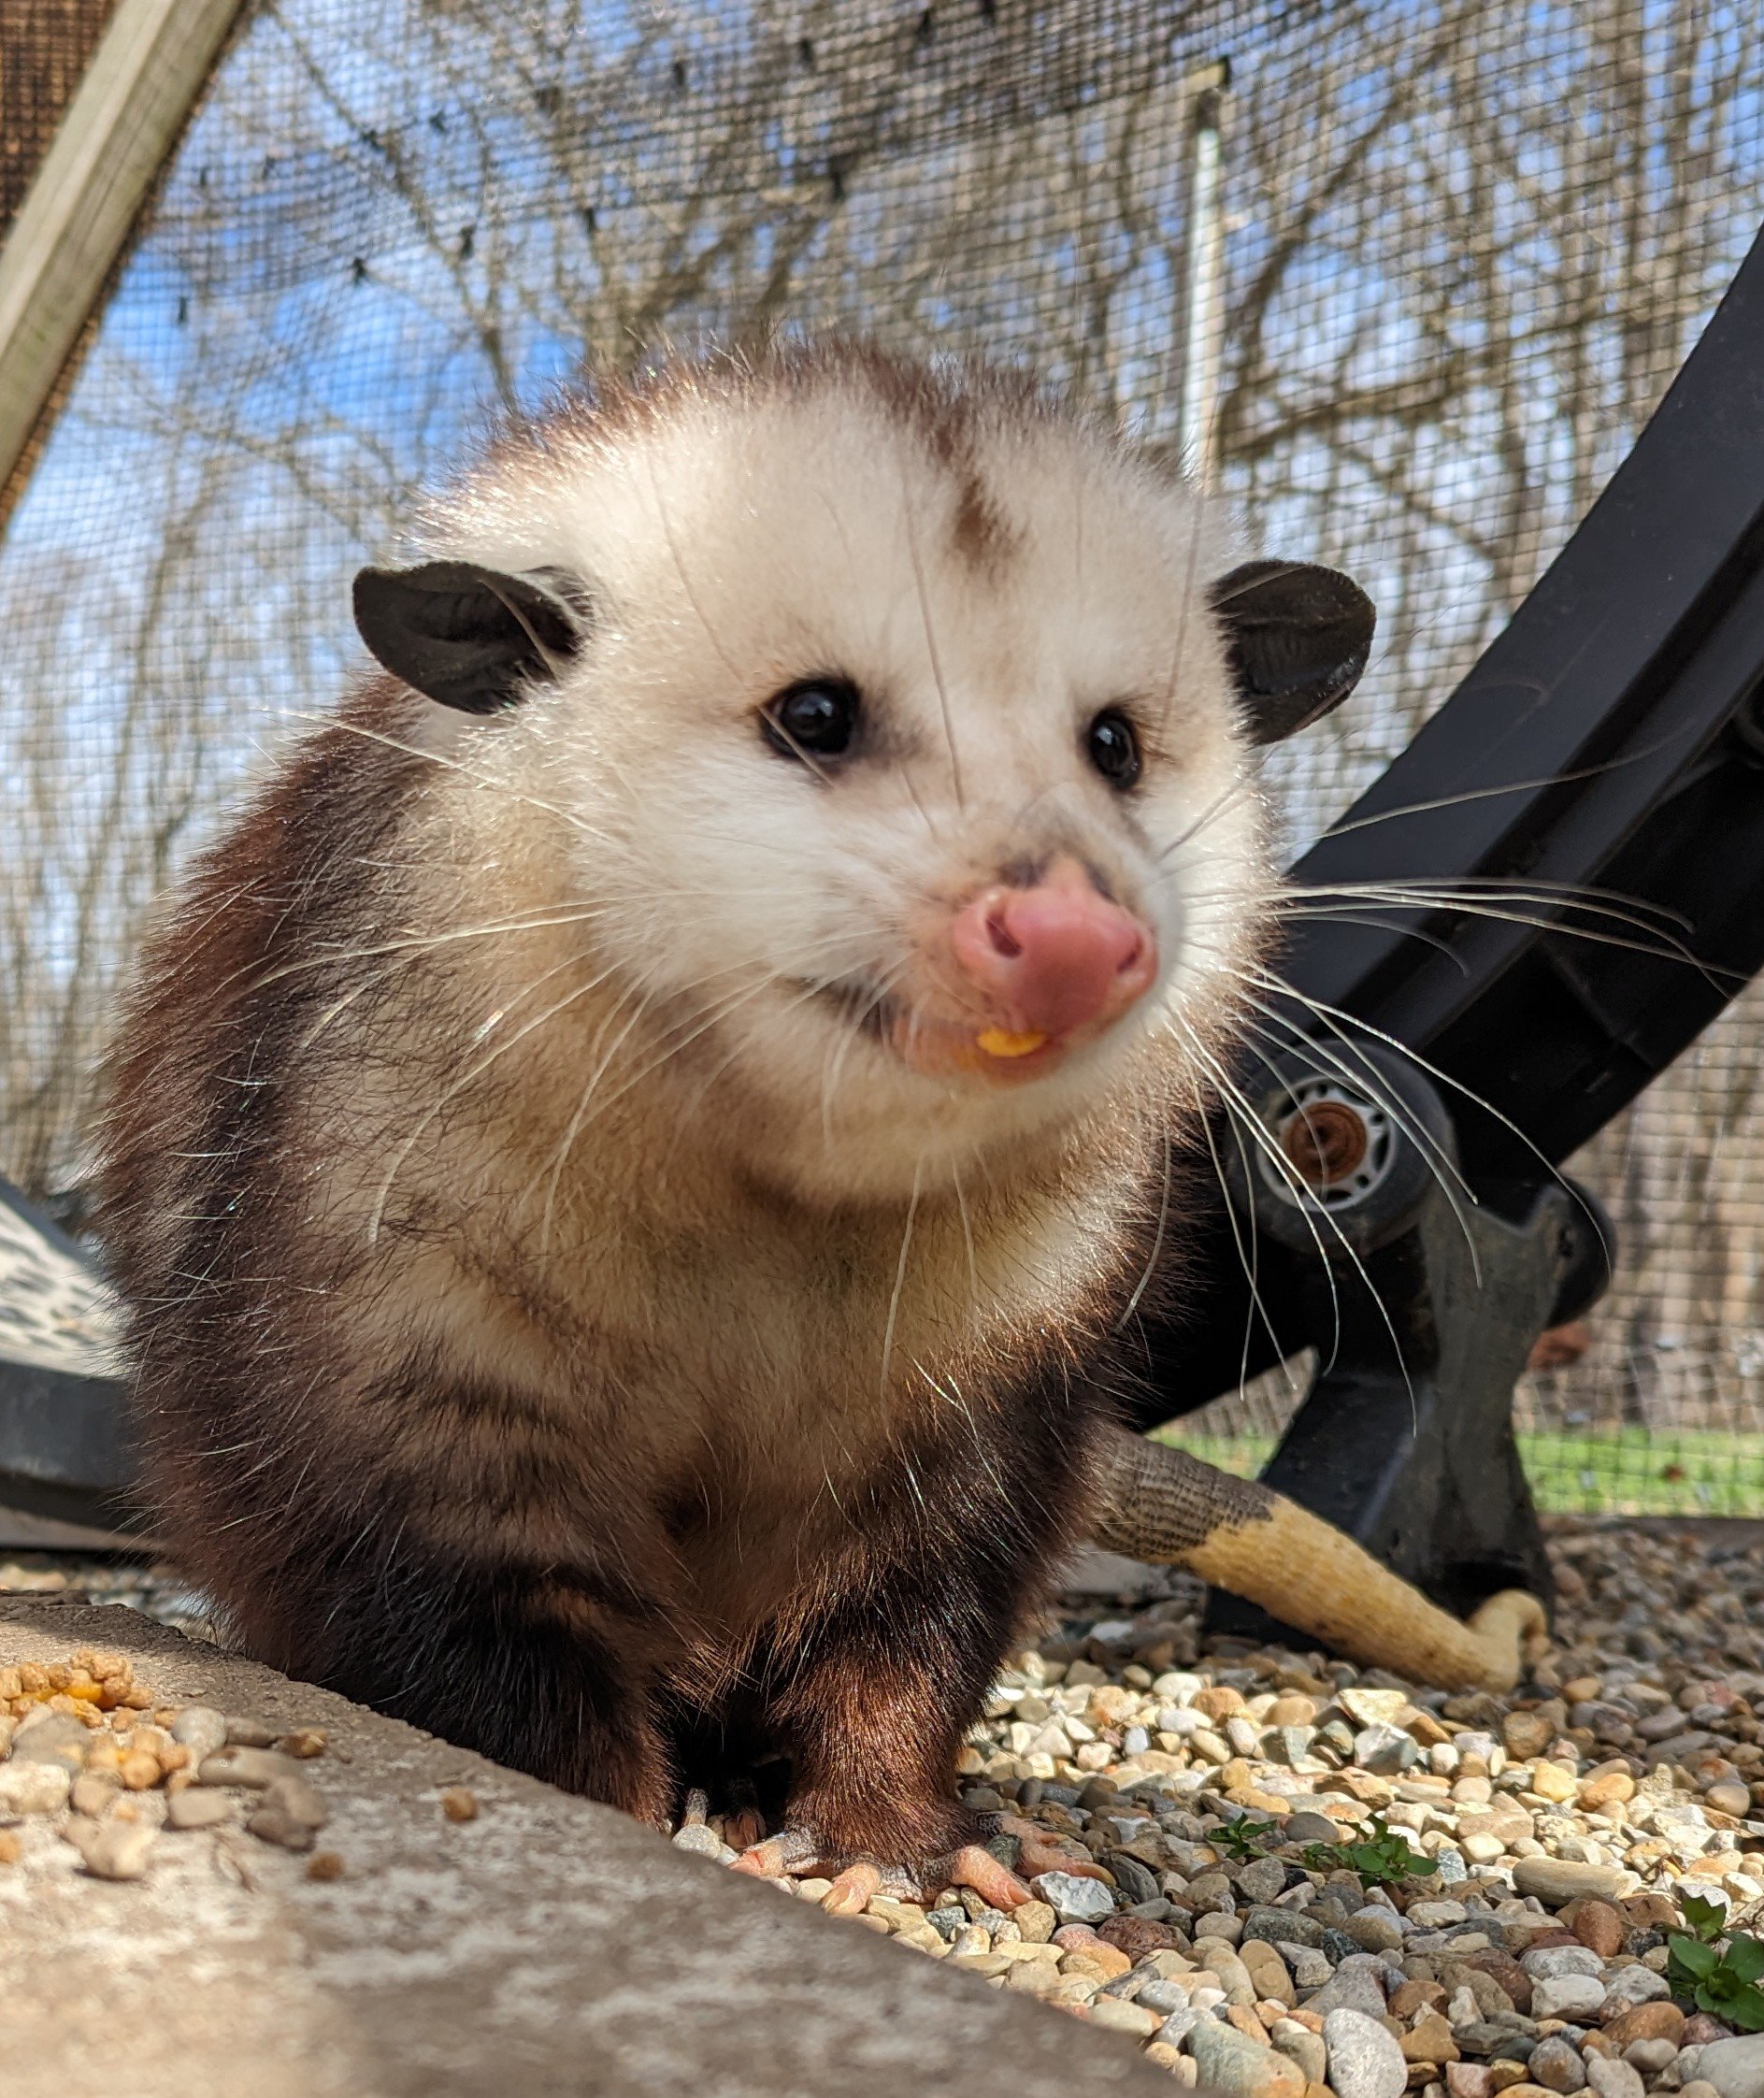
xmin=3 ymin=0 xmax=1762 ymax=1514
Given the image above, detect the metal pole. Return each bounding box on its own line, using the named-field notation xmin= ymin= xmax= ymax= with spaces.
xmin=1180 ymin=61 xmax=1230 ymax=490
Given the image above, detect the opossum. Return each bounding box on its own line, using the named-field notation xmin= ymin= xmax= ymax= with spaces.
xmin=99 ymin=344 xmax=1377 ymax=1906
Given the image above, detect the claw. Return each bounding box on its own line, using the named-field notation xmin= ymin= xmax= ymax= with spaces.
xmin=823 ymin=1861 xmax=883 ymax=1915
xmin=731 ymin=1828 xmax=819 ymax=1878
xmin=723 ymin=1805 xmax=767 ymax=1852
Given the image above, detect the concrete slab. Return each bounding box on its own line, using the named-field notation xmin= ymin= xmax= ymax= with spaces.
xmin=0 ymin=1599 xmax=1169 ymax=2098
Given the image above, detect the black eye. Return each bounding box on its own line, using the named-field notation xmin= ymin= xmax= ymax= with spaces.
xmin=763 ymin=678 xmax=861 ymax=761
xmin=1086 ymin=709 xmax=1141 ymax=789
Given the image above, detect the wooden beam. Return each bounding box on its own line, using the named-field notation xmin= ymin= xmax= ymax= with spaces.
xmin=0 ymin=0 xmax=248 ymax=520
xmin=0 ymin=4 xmax=122 ymax=237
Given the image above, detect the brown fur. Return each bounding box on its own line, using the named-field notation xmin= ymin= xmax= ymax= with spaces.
xmin=97 ymin=345 xmax=1256 ymax=1865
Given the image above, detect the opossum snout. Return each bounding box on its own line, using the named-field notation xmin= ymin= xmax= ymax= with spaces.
xmin=949 ymin=855 xmax=1156 ymax=1045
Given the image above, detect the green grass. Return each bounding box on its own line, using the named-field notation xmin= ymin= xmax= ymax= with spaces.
xmin=1156 ymin=1426 xmax=1764 ymax=1518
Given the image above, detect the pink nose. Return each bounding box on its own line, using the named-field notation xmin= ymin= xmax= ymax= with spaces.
xmin=950 ymin=857 xmax=1157 ymax=1040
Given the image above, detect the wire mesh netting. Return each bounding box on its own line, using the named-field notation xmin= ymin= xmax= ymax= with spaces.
xmin=3 ymin=0 xmax=1763 ymax=1516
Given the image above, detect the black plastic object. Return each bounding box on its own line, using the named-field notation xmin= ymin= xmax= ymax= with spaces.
xmin=1128 ymin=217 xmax=1764 ymax=1395
xmin=1203 ymin=1043 xmax=1565 ymax=1639
xmin=1127 ymin=220 xmax=1764 ymax=1623
xmin=0 ymin=1358 xmax=136 ymax=1532
xmin=0 ymin=1177 xmax=138 ymax=1531
xmin=1286 ymin=218 xmax=1764 ymax=1183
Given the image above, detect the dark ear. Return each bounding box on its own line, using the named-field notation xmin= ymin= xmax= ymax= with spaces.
xmin=1208 ymin=560 xmax=1375 ymax=745
xmin=351 ymin=559 xmax=589 ymax=715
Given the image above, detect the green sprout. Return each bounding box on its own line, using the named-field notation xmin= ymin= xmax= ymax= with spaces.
xmin=1212 ymin=1818 xmax=1275 ymax=1861
xmin=1667 ymin=1901 xmax=1764 ymax=2033
xmin=1677 ymin=1892 xmax=1732 ymax=1945
xmin=1300 ymin=1816 xmax=1433 ymax=1888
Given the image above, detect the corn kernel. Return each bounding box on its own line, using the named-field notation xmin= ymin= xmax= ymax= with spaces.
xmin=975 ymin=1027 xmax=1049 ymax=1058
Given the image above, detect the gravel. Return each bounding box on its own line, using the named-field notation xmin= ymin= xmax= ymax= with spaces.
xmin=0 ymin=1555 xmax=214 ymax=1634
xmin=747 ymin=1519 xmax=1764 ymax=2088
xmin=0 ymin=1645 xmax=331 ymax=1878
xmin=7 ymin=1519 xmax=1764 ymax=2089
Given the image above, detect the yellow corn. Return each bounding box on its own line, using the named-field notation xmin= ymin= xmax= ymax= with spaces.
xmin=975 ymin=1027 xmax=1048 ymax=1058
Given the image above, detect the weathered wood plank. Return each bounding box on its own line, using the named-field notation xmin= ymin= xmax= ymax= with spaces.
xmin=0 ymin=0 xmax=247 ymax=527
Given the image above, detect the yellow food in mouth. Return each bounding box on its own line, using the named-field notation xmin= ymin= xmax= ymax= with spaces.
xmin=975 ymin=1027 xmax=1050 ymax=1059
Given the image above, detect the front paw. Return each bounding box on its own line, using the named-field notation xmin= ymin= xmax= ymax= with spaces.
xmin=728 ymin=1812 xmax=1033 ymax=1915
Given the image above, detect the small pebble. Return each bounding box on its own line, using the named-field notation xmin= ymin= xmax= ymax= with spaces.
xmin=1604 ymin=2005 xmax=1685 ymax=2048
xmin=1308 ymin=1953 xmax=1392 ymax=2019
xmin=1687 ymin=2019 xmax=1742 ymax=2048
xmin=1523 ymin=1949 xmax=1605 ymax=1980
xmin=1512 ymin=1861 xmax=1625 ymax=1904
xmin=439 ymin=1787 xmax=480 ymax=1824
xmin=196 ymin=1746 xmax=302 ymax=1789
xmin=1696 ymin=2036 xmax=1764 ymax=2098
xmin=63 ymin=1818 xmax=156 ymax=1880
xmin=68 ymin=1772 xmax=115 ymax=1817
xmin=1527 ymin=2037 xmax=1587 ymax=2093
xmin=1031 ymin=1870 xmax=1114 ymax=1924
xmin=1270 ymin=2019 xmax=1329 ymax=2085
xmin=0 ymin=1761 xmax=70 ymax=1816
xmin=1599 ymin=1967 xmax=1670 ymax=2019
xmin=1190 ymin=2014 xmax=1307 ymax=2097
xmin=1563 ymin=1901 xmax=1626 ymax=1960
xmin=166 ymin=1788 xmax=236 ymax=1831
xmin=1532 ymin=1976 xmax=1608 ymax=2021
xmin=1585 ymin=2059 xmax=1645 ymax=2098
xmin=8 ymin=1713 xmax=90 ymax=1773
xmin=263 ymin=1774 xmax=327 ymax=1830
xmin=1404 ymin=2012 xmax=1462 ymax=2066
xmin=247 ymin=1805 xmax=315 ymax=1850
xmin=1325 ymin=2006 xmax=1410 ymax=2098
xmin=1087 ymin=1998 xmax=1161 ymax=2036
xmin=170 ymin=1706 xmax=228 ymax=1761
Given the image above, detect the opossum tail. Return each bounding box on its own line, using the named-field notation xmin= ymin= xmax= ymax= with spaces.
xmin=1090 ymin=1427 xmax=1547 ymax=1695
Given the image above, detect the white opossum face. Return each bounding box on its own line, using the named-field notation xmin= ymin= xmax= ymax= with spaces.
xmin=356 ymin=357 xmax=1372 ymax=1202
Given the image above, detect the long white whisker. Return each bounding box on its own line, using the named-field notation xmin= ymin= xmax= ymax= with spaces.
xmin=366 ymin=960 xmax=613 ymax=1246
xmin=1179 ymin=1018 xmax=1417 ymax=1427
xmin=1178 ymin=1019 xmax=1346 ymax=1378
xmin=880 ymin=1159 xmax=924 ymax=1396
xmin=899 ymin=457 xmax=964 ymax=815
xmin=303 ymin=710 xmax=605 ymax=840
xmin=1241 ymin=963 xmax=1613 ymax=1283
xmin=1192 ymin=1073 xmax=1298 ymax=1394
xmin=1307 ymin=725 xmax=1702 ymax=847
xmin=1115 ymin=1129 xmax=1175 ymax=1330
xmin=1236 ymin=1010 xmax=1484 ymax=1286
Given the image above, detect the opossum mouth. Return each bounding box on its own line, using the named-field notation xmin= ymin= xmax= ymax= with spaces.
xmin=800 ymin=975 xmax=1070 ymax=1082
